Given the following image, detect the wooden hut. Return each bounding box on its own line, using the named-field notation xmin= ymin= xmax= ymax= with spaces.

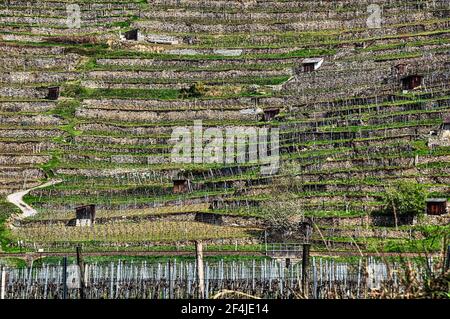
xmin=301 ymin=58 xmax=324 ymax=72
xmin=75 ymin=204 xmax=96 ymax=227
xmin=263 ymin=108 xmax=280 ymax=121
xmin=401 ymin=75 xmax=423 ymax=90
xmin=46 ymin=86 xmax=60 ymax=100
xmin=426 ymin=199 xmax=448 ymax=215
xmin=124 ymin=29 xmax=139 ymax=41
xmin=173 ymin=179 xmax=190 ymax=194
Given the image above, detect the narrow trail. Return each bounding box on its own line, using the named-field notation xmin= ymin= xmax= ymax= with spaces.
xmin=6 ymin=179 xmax=62 ymax=223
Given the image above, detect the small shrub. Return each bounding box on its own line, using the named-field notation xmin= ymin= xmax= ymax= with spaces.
xmin=382 ymin=181 xmax=427 ymax=216
xmin=260 ymin=198 xmax=304 ymax=241
xmin=61 ymin=82 xmax=84 ymax=98
xmin=53 ymin=100 xmax=79 ymax=118
xmin=379 ymin=181 xmax=428 ymax=227
xmin=180 ymin=82 xmax=207 ymax=98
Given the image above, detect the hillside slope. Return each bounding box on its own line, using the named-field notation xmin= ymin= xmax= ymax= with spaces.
xmin=0 ymin=0 xmax=449 ymax=253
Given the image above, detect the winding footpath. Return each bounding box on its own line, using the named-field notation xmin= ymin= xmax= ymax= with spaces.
xmin=6 ymin=179 xmax=62 ymax=224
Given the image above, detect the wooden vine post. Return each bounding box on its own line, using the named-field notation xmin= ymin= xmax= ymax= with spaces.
xmin=195 ymin=240 xmax=205 ymax=299
xmin=1 ymin=266 xmax=6 ymax=299
xmin=168 ymin=259 xmax=174 ymax=299
xmin=62 ymin=256 xmax=68 ymax=299
xmin=445 ymin=245 xmax=450 ymax=273
xmin=77 ymin=246 xmax=85 ymax=299
xmin=302 ymin=243 xmax=311 ymax=298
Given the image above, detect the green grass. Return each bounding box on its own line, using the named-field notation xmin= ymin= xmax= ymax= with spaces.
xmin=39 ymin=151 xmax=61 ymax=178
xmin=0 ymin=201 xmax=20 ymax=253
xmin=89 ymin=47 xmax=336 ymax=61
xmin=0 ymin=257 xmax=27 ymax=268
xmin=51 ymin=99 xmax=78 ymax=119
xmin=68 ymin=86 xmax=182 ymax=100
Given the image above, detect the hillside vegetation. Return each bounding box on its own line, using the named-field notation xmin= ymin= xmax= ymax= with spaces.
xmin=0 ymin=0 xmax=449 ymax=254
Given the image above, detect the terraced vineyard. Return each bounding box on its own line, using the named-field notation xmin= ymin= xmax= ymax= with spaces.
xmin=0 ymin=0 xmax=449 ymax=256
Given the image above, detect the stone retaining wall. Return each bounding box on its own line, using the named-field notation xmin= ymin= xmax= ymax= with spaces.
xmin=76 ymin=108 xmax=261 ymax=122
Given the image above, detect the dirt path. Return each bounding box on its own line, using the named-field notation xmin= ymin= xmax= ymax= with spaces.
xmin=6 ymin=179 xmax=62 ymax=222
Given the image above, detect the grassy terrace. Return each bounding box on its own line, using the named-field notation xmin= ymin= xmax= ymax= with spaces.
xmin=12 ymin=221 xmax=261 ymax=244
